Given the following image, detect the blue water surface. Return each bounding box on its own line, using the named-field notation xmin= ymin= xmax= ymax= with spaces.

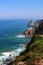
xmin=0 ymin=19 xmax=31 ymax=54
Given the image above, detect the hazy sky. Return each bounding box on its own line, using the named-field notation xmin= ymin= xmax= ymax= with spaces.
xmin=0 ymin=0 xmax=43 ymax=19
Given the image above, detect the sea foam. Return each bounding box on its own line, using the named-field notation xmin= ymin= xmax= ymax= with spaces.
xmin=17 ymin=35 xmax=25 ymax=38
xmin=0 ymin=47 xmax=25 ymax=65
xmin=0 ymin=56 xmax=6 ymax=60
xmin=0 ymin=56 xmax=6 ymax=65
xmin=2 ymin=52 xmax=12 ymax=57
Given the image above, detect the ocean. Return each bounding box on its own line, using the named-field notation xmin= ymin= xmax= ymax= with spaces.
xmin=0 ymin=19 xmax=31 ymax=64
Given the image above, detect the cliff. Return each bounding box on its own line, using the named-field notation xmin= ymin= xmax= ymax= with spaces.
xmin=8 ymin=19 xmax=43 ymax=65
xmin=35 ymin=20 xmax=43 ymax=34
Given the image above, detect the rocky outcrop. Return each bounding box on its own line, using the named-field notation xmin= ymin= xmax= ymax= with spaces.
xmin=17 ymin=61 xmax=28 ymax=65
xmin=23 ymin=28 xmax=35 ymax=37
xmin=23 ymin=19 xmax=43 ymax=37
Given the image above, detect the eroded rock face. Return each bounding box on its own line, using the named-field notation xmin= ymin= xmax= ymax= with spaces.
xmin=16 ymin=62 xmax=27 ymax=65
xmin=23 ymin=29 xmax=35 ymax=37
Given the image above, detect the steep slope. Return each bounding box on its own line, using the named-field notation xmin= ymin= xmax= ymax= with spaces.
xmin=8 ymin=20 xmax=43 ymax=65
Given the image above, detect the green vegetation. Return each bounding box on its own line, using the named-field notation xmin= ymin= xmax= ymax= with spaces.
xmin=15 ymin=35 xmax=43 ymax=65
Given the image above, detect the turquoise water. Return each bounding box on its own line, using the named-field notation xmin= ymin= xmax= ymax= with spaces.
xmin=0 ymin=19 xmax=31 ymax=55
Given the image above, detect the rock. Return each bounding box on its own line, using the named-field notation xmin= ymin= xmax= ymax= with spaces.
xmin=17 ymin=62 xmax=27 ymax=65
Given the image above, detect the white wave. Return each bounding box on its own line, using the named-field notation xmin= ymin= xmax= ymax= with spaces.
xmin=27 ymin=27 xmax=34 ymax=30
xmin=17 ymin=48 xmax=23 ymax=52
xmin=14 ymin=48 xmax=25 ymax=54
xmin=2 ymin=51 xmax=19 ymax=59
xmin=2 ymin=52 xmax=12 ymax=57
xmin=0 ymin=48 xmax=25 ymax=64
xmin=11 ymin=51 xmax=19 ymax=57
xmin=11 ymin=48 xmax=24 ymax=56
xmin=0 ymin=56 xmax=6 ymax=65
xmin=0 ymin=56 xmax=6 ymax=60
xmin=17 ymin=35 xmax=25 ymax=38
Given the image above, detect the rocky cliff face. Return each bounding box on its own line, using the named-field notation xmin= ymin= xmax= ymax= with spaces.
xmin=23 ymin=28 xmax=35 ymax=37
xmin=35 ymin=20 xmax=43 ymax=34
xmin=23 ymin=19 xmax=43 ymax=37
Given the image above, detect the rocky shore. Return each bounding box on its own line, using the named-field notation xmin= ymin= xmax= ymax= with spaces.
xmin=7 ymin=19 xmax=43 ymax=65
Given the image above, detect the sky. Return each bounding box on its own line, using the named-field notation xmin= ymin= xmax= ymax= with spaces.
xmin=0 ymin=0 xmax=43 ymax=19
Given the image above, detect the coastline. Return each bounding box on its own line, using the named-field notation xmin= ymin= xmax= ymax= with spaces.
xmin=7 ymin=19 xmax=43 ymax=65
xmin=14 ymin=35 xmax=43 ymax=65
xmin=0 ymin=19 xmax=43 ymax=65
xmin=0 ymin=27 xmax=33 ymax=65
